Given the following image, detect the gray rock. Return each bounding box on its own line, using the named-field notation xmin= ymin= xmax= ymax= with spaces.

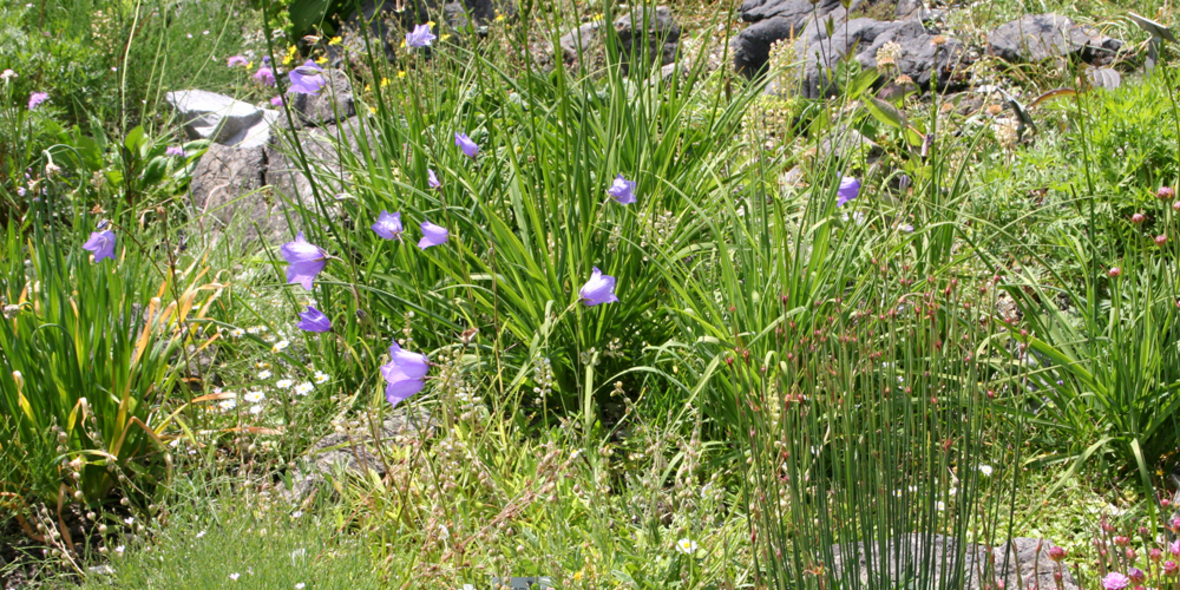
xmin=284 ymin=69 xmax=356 ymax=129
xmin=732 ymin=1 xmax=847 ymax=75
xmin=826 ymin=535 xmax=1078 ymax=590
xmin=790 ymin=17 xmax=963 ymax=98
xmin=560 ymin=6 xmax=680 ymax=72
xmin=334 ymin=0 xmax=516 ymax=66
xmin=1086 ymin=66 xmax=1121 ymax=90
xmin=739 ymin=0 xmax=844 ymax=24
xmin=987 ymin=13 xmax=1121 ymax=64
xmin=188 ymin=143 xmax=284 ymax=243
xmin=820 ymin=126 xmax=883 ymax=163
xmin=267 ymin=116 xmax=368 ymax=208
xmin=166 ymin=90 xmax=277 ymax=148
xmin=283 ymin=410 xmax=434 ymax=500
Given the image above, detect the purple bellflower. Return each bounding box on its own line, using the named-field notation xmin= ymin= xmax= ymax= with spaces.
xmin=607 ymin=174 xmax=637 ymax=204
xmin=83 ymin=230 xmax=116 ymax=263
xmin=580 ymin=267 xmax=618 ymax=306
xmin=296 ymin=306 xmax=332 ymax=332
xmin=288 ymin=61 xmax=325 ymax=95
xmin=381 ymin=340 xmax=429 ymax=408
xmin=281 ymin=231 xmax=328 ymax=290
xmin=454 ymin=132 xmax=479 ymax=159
xmin=371 ymin=210 xmax=404 ymax=240
xmin=418 ymin=220 xmax=448 ymax=250
xmin=427 ymin=168 xmax=441 ymax=189
xmin=837 ymin=176 xmax=860 ymax=207
xmin=405 ymin=24 xmax=437 ymax=48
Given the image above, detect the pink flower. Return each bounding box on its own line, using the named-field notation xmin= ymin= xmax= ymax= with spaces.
xmin=28 ymin=92 xmax=48 ymax=110
xmin=1102 ymin=572 xmax=1129 ymax=590
xmin=227 ymin=55 xmax=249 ymax=67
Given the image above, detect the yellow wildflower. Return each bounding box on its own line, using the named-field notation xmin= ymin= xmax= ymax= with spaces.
xmin=329 ymin=36 xmax=342 ymax=46
xmin=397 ymin=71 xmax=406 ymax=79
xmin=380 ymin=77 xmax=390 ymax=87
xmin=315 ymin=56 xmax=328 ymax=65
xmin=495 ymin=13 xmax=505 ymax=22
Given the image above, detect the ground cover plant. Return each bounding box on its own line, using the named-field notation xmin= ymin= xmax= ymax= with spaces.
xmin=2 ymin=0 xmax=1180 ymax=588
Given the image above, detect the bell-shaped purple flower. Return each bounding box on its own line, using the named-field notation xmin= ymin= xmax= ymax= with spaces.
xmin=270 ymin=95 xmax=283 ymax=107
xmin=296 ymin=306 xmax=332 ymax=332
xmin=418 ymin=220 xmax=448 ymax=250
xmin=288 ymin=60 xmax=325 ymax=95
xmin=837 ymin=176 xmax=860 ymax=207
xmin=227 ymin=55 xmax=249 ymax=67
xmin=455 ymin=132 xmax=479 ymax=159
xmin=580 ymin=267 xmax=618 ymax=306
xmin=371 ymin=210 xmax=404 ymax=240
xmin=281 ymin=231 xmax=328 ymax=290
xmin=405 ymin=24 xmax=437 ymax=48
xmin=82 ymin=230 xmax=116 ymax=263
xmin=254 ymin=66 xmax=276 ymax=87
xmin=381 ymin=340 xmax=429 ymax=408
xmin=607 ymin=174 xmax=637 ymax=205
xmin=427 ymin=168 xmax=441 ymax=189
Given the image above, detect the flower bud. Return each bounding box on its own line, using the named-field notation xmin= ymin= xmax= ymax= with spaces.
xmin=1129 ymin=568 xmax=1145 ymax=583
xmin=1159 ymin=186 xmax=1175 ymax=200
xmin=1152 ymin=548 xmax=1163 ymax=562
xmin=1132 ymin=213 xmax=1145 ymax=223
xmin=1108 ymin=267 xmax=1122 ymax=277
xmin=1165 ymin=561 xmax=1179 ymax=575
xmin=1114 ymin=535 xmax=1130 ymax=547
xmin=1156 ymin=234 xmax=1168 ymax=246
xmin=1049 ymin=546 xmax=1066 ymax=562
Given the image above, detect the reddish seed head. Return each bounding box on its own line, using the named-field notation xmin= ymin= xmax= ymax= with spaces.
xmin=1173 ymin=201 xmax=1180 ymax=212
xmin=1157 ymin=234 xmax=1168 ymax=245
xmin=1132 ymin=213 xmax=1145 ymax=223
xmin=1108 ymin=267 xmax=1122 ymax=277
xmin=1152 ymin=549 xmax=1163 ymax=562
xmin=1159 ymin=186 xmax=1175 ymax=200
xmin=1163 ymin=499 xmax=1172 ymax=508
xmin=1126 ymin=548 xmax=1137 ymax=561
xmin=1165 ymin=561 xmax=1179 ymax=575
xmin=1114 ymin=536 xmax=1130 ymax=547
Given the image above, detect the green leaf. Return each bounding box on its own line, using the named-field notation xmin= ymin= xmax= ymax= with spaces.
xmin=863 ymin=96 xmax=906 ymax=129
xmin=288 ymin=0 xmax=332 ymax=35
xmin=845 ymin=69 xmax=879 ymax=100
xmin=141 ymin=156 xmax=169 ymax=186
xmin=123 ymin=125 xmax=146 ymax=152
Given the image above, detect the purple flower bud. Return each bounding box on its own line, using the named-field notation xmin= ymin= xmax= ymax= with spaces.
xmin=455 ymin=132 xmax=479 ymax=159
xmin=227 ymin=55 xmax=249 ymax=67
xmin=371 ymin=210 xmax=404 ymax=240
xmin=1131 ymin=213 xmax=1145 ymax=223
xmin=1048 ymin=546 xmax=1066 ymax=562
xmin=166 ymin=146 xmax=186 ymax=157
xmin=405 ymin=24 xmax=437 ymax=48
xmin=1158 ymin=186 xmax=1174 ymax=200
xmin=1165 ymin=561 xmax=1179 ymax=575
xmin=381 ymin=340 xmax=429 ymax=408
xmin=1128 ymin=569 xmax=1145 ymax=584
xmin=427 ymin=168 xmax=441 ymax=189
xmin=270 ymin=95 xmax=283 ymax=107
xmin=607 ymin=174 xmax=637 ymax=204
xmin=296 ymin=306 xmax=331 ymax=332
xmin=28 ymin=92 xmax=48 ymax=110
xmin=418 ymin=220 xmax=448 ymax=250
xmin=837 ymin=176 xmax=860 ymax=207
xmin=580 ymin=266 xmax=618 ymax=307
xmin=281 ymin=231 xmax=328 ymax=290
xmin=288 ymin=60 xmax=325 ymax=95
xmin=82 ymin=230 xmax=116 ymax=263
xmin=1108 ymin=267 xmax=1121 ymax=277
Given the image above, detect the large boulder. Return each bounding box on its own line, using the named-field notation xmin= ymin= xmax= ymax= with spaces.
xmin=267 ymin=116 xmax=368 ymax=209
xmin=559 ymin=6 xmax=680 ymax=72
xmin=166 ymin=90 xmax=277 ymax=148
xmin=187 ymin=143 xmax=280 ymax=242
xmin=284 ymin=68 xmax=356 ymax=129
xmin=987 ymin=13 xmax=1121 ymax=64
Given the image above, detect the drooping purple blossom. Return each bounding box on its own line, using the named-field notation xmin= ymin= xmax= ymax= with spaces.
xmin=454 ymin=132 xmax=479 ymax=159
xmin=254 ymin=66 xmax=276 ymax=87
xmin=427 ymin=168 xmax=441 ymax=189
xmin=381 ymin=340 xmax=429 ymax=408
xmin=607 ymin=174 xmax=637 ymax=205
xmin=28 ymin=92 xmax=48 ymax=110
xmin=371 ymin=210 xmax=404 ymax=241
xmin=405 ymin=24 xmax=437 ymax=48
xmin=281 ymin=231 xmax=328 ymax=290
xmin=166 ymin=146 xmax=186 ymax=157
xmin=82 ymin=230 xmax=116 ymax=263
xmin=270 ymin=95 xmax=283 ymax=107
xmin=296 ymin=306 xmax=332 ymax=332
xmin=580 ymin=267 xmax=618 ymax=307
xmin=288 ymin=60 xmax=325 ymax=95
xmin=227 ymin=55 xmax=249 ymax=67
xmin=418 ymin=220 xmax=448 ymax=250
xmin=837 ymin=176 xmax=860 ymax=207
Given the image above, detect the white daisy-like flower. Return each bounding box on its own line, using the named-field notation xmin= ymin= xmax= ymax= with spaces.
xmin=935 ymin=501 xmax=946 ymax=511
xmin=294 ymin=383 xmax=313 ymax=396
xmin=246 ymin=326 xmax=262 ymax=335
xmin=229 ymin=572 xmax=240 ymax=581
xmin=296 ymin=584 xmax=306 ymax=589
xmin=292 ymin=510 xmax=303 ymax=519
xmin=124 ymin=517 xmax=134 ymax=525
xmin=196 ymin=530 xmax=206 ymax=538
xmin=244 ymin=390 xmax=266 ymax=403
xmin=675 ymin=538 xmax=699 ymax=554
xmin=276 ymin=379 xmax=294 ymax=389
xmin=272 ymin=340 xmax=290 ymax=353
xmin=979 ymin=465 xmax=994 ymax=477
xmin=313 ymin=371 xmax=329 ymax=384
xmin=219 ymin=399 xmax=238 ymax=411
xmin=115 ymin=545 xmax=125 ymax=554
xmin=249 ymin=404 xmax=264 ymax=415
xmin=230 ymin=328 xmax=245 ymax=338
xmin=258 ymin=370 xmax=272 ymax=380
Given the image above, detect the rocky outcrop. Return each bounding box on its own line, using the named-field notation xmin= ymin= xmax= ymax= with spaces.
xmin=558 ymin=6 xmax=681 ymax=72
xmin=166 ymin=90 xmax=278 ymax=149
xmin=987 ymin=13 xmax=1122 ymax=65
xmin=332 ymin=0 xmax=516 ymax=66
xmin=284 ymin=69 xmax=356 ymax=129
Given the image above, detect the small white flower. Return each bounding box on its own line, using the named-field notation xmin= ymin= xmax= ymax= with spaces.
xmin=1 ymin=69 xmax=16 ymax=80
xmin=296 ymin=585 xmax=306 ymax=589
xmin=292 ymin=510 xmax=303 ymax=519
xmin=115 ymin=545 xmax=125 ymax=554
xmin=186 ymin=33 xmax=193 ymax=38
xmin=313 ymin=371 xmax=329 ymax=384
xmin=675 ymin=538 xmax=699 ymax=554
xmin=272 ymin=339 xmax=290 ymax=353
xmin=230 ymin=328 xmax=245 ymax=338
xmin=244 ymin=391 xmax=267 ymax=403
xmin=935 ymin=501 xmax=946 ymax=511
xmin=439 ymin=524 xmax=450 ymax=540
xmin=294 ymin=383 xmax=313 ymax=396
xmin=258 ymin=370 xmax=272 ymax=380
xmin=229 ymin=572 xmax=240 ymax=581
xmin=202 ymin=30 xmax=209 ymax=35
xmin=276 ymin=379 xmax=294 ymax=389
xmin=249 ymin=404 xmax=264 ymax=415
xmin=219 ymin=399 xmax=238 ymax=411
xmin=124 ymin=517 xmax=134 ymax=525
xmin=979 ymin=465 xmax=994 ymax=477
xmin=196 ymin=530 xmax=206 ymax=538
xmin=246 ymin=326 xmax=261 ymax=335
